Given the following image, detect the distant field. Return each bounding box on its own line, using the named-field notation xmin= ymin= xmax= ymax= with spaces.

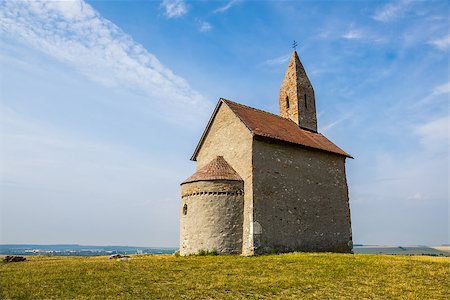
xmin=1 ymin=253 xmax=449 ymax=299
xmin=2 ymin=244 xmax=448 ymax=257
xmin=353 ymin=245 xmax=450 ymax=257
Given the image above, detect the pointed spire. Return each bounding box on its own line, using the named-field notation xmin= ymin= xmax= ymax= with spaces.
xmin=279 ymin=50 xmax=318 ymax=132
xmin=182 ymin=156 xmax=242 ymax=184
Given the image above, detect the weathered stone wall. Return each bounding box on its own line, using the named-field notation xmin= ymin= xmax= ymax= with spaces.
xmin=252 ymin=138 xmax=352 ymax=254
xmin=180 ymin=180 xmax=244 ymax=255
xmin=195 ymin=103 xmax=254 ymax=255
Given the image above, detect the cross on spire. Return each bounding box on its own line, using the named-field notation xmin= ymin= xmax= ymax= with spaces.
xmin=292 ymin=40 xmax=298 ymax=50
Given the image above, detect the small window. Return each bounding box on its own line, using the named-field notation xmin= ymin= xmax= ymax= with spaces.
xmin=304 ymin=94 xmax=308 ymax=109
xmin=286 ymin=96 xmax=289 ymax=109
xmin=183 ymin=204 xmax=188 ymax=215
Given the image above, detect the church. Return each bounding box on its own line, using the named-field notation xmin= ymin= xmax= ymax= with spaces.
xmin=180 ymin=51 xmax=353 ymax=255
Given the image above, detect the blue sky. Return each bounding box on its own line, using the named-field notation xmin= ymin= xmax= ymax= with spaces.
xmin=0 ymin=0 xmax=448 ymax=247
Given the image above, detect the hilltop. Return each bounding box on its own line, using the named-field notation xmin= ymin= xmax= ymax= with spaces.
xmin=1 ymin=253 xmax=449 ymax=299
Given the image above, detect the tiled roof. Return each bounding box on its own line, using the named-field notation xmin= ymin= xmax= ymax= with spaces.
xmin=222 ymin=99 xmax=352 ymax=158
xmin=190 ymin=99 xmax=352 ymax=160
xmin=182 ymin=156 xmax=243 ymax=184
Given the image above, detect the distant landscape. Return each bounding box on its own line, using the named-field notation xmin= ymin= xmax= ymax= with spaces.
xmin=353 ymin=245 xmax=450 ymax=257
xmin=1 ymin=244 xmax=449 ymax=257
xmin=0 ymin=244 xmax=177 ymax=256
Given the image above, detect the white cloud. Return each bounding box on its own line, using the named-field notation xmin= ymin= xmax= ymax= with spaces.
xmin=415 ymin=115 xmax=449 ymax=153
xmin=429 ymin=34 xmax=450 ymax=50
xmin=416 ymin=81 xmax=450 ymax=106
xmin=319 ymin=25 xmax=384 ymax=43
xmin=198 ymin=21 xmax=212 ymax=33
xmin=342 ymin=29 xmax=363 ymax=40
xmin=430 ymin=82 xmax=450 ymax=97
xmin=214 ymin=0 xmax=240 ymax=14
xmin=373 ymin=0 xmax=412 ymax=22
xmin=408 ymin=192 xmax=424 ymax=201
xmin=160 ymin=0 xmax=188 ymax=19
xmin=263 ymin=53 xmax=291 ymax=66
xmin=321 ymin=113 xmax=354 ymax=133
xmin=0 ymin=0 xmax=206 ymax=112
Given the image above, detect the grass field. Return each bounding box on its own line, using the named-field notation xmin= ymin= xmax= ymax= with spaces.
xmin=1 ymin=253 xmax=449 ymax=299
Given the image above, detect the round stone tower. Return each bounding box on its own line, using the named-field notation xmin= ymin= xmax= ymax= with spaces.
xmin=180 ymin=156 xmax=244 ymax=256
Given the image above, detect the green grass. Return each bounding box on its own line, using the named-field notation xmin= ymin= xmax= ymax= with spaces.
xmin=1 ymin=253 xmax=448 ymax=299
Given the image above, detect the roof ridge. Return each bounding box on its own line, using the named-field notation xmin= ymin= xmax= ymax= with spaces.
xmin=221 ymin=98 xmax=295 ymax=123
xmin=221 ymin=98 xmax=317 ymax=134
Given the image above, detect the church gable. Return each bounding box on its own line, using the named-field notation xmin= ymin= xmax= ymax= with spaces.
xmin=192 ymin=100 xmax=253 ymax=174
xmin=191 ymin=99 xmax=246 ymax=162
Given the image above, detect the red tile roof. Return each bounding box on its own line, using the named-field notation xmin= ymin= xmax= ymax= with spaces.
xmin=191 ymin=99 xmax=352 ymax=160
xmin=223 ymin=99 xmax=352 ymax=158
xmin=182 ymin=156 xmax=243 ymax=184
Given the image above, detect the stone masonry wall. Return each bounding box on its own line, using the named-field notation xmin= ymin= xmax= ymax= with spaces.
xmin=180 ymin=180 xmax=244 ymax=255
xmin=194 ymin=103 xmax=254 ymax=255
xmin=252 ymin=138 xmax=352 ymax=254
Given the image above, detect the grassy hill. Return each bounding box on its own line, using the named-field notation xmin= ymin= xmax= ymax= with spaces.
xmin=1 ymin=253 xmax=448 ymax=299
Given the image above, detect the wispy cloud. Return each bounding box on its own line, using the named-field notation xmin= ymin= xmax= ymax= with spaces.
xmin=341 ymin=31 xmax=385 ymax=43
xmin=373 ymin=0 xmax=412 ymax=22
xmin=408 ymin=192 xmax=424 ymax=201
xmin=319 ymin=24 xmax=384 ymax=44
xmin=214 ymin=0 xmax=239 ymax=14
xmin=198 ymin=21 xmax=212 ymax=33
xmin=160 ymin=0 xmax=188 ymax=19
xmin=0 ymin=0 xmax=206 ymax=111
xmin=321 ymin=113 xmax=354 ymax=133
xmin=415 ymin=115 xmax=449 ymax=153
xmin=342 ymin=29 xmax=363 ymax=40
xmin=416 ymin=81 xmax=450 ymax=106
xmin=428 ymin=34 xmax=450 ymax=50
xmin=430 ymin=82 xmax=450 ymax=98
xmin=263 ymin=53 xmax=291 ymax=66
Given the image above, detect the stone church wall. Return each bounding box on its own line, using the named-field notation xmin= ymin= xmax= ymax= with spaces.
xmin=252 ymin=138 xmax=352 ymax=254
xmin=180 ymin=180 xmax=244 ymax=255
xmin=194 ymin=104 xmax=254 ymax=255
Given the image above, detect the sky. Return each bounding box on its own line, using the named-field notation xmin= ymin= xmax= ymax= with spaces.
xmin=0 ymin=0 xmax=448 ymax=247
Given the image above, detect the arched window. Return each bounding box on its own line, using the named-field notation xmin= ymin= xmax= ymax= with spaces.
xmin=285 ymin=96 xmax=289 ymax=109
xmin=304 ymin=94 xmax=308 ymax=109
xmin=183 ymin=204 xmax=188 ymax=215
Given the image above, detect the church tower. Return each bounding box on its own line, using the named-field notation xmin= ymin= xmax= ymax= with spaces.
xmin=279 ymin=51 xmax=318 ymax=132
